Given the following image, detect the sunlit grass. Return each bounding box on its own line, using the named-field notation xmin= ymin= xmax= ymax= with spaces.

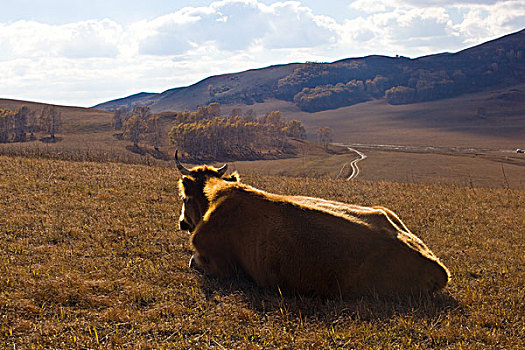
xmin=1 ymin=155 xmax=523 ymax=348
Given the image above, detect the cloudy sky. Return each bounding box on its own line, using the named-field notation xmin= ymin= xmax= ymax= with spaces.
xmin=0 ymin=0 xmax=523 ymax=107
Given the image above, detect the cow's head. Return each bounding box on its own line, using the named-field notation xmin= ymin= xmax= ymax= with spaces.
xmin=176 ymin=151 xmax=238 ymax=233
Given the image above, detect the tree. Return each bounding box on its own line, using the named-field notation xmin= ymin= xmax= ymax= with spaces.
xmin=26 ymin=109 xmax=38 ymax=140
xmin=194 ymin=103 xmax=221 ymax=121
xmin=123 ymin=115 xmax=145 ymax=148
xmin=317 ymin=126 xmax=333 ymax=150
xmin=207 ymin=102 xmax=221 ymax=118
xmin=14 ymin=106 xmax=29 ymax=142
xmin=132 ymin=106 xmax=151 ymax=119
xmin=146 ymin=116 xmax=162 ymax=151
xmin=39 ymin=106 xmax=62 ymax=140
xmin=282 ymin=120 xmax=306 ymax=139
xmin=262 ymin=110 xmax=284 ymax=127
xmin=243 ymin=109 xmax=256 ymax=121
xmin=385 ymin=86 xmax=417 ymax=105
xmin=169 ymin=103 xmax=300 ymax=160
xmin=0 ymin=109 xmax=11 ymax=143
xmin=112 ymin=108 xmax=124 ymax=130
xmin=229 ymin=108 xmax=243 ymax=118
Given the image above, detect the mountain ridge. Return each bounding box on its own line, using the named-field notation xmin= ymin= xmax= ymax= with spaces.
xmin=95 ymin=28 xmax=524 ymax=113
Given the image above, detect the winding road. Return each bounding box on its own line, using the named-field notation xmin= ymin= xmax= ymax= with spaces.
xmin=335 ymin=147 xmax=367 ymax=180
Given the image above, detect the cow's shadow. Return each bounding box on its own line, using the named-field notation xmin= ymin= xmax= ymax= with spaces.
xmin=195 ymin=272 xmax=460 ymax=324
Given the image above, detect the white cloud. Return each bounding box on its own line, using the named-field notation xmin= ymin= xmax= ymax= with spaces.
xmin=261 ymin=2 xmax=338 ymax=49
xmin=454 ymin=1 xmax=525 ymax=44
xmin=400 ymin=0 xmax=505 ymax=6
xmin=344 ymin=0 xmax=524 ymax=56
xmin=60 ymin=19 xmax=124 ymax=58
xmin=0 ymin=19 xmax=125 ymax=60
xmin=349 ymin=0 xmax=389 ymax=13
xmin=133 ymin=0 xmax=338 ymax=55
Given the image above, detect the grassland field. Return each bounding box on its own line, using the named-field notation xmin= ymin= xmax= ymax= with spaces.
xmin=1 ymin=155 xmax=524 ymax=349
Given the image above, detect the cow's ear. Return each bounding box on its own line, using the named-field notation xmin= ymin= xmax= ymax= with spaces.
xmin=224 ymin=172 xmax=240 ymax=182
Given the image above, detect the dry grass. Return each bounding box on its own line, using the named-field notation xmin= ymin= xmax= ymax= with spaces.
xmin=231 ymin=148 xmax=525 ymax=190
xmin=1 ymin=155 xmax=524 ymax=349
xmin=280 ymin=84 xmax=525 ymax=150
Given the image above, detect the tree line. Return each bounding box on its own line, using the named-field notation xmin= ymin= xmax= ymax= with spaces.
xmin=293 ymin=80 xmax=369 ymax=112
xmin=114 ymin=103 xmax=307 ymax=161
xmin=272 ymin=45 xmax=524 ymax=111
xmin=169 ymin=104 xmax=306 ymax=160
xmin=0 ymin=105 xmax=62 ymax=143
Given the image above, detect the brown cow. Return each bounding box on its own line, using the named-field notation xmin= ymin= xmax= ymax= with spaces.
xmin=176 ymin=153 xmax=450 ymax=297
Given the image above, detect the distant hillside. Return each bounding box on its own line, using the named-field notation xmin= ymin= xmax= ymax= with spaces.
xmin=0 ymin=98 xmax=112 ymax=134
xmin=95 ymin=29 xmax=525 ymax=113
xmin=97 ymin=63 xmax=301 ymax=112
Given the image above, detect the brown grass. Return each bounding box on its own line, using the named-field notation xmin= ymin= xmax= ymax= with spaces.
xmin=1 ymin=155 xmax=524 ymax=348
xmin=231 ymin=148 xmax=525 ymax=190
xmin=230 ymin=84 xmax=525 ymax=150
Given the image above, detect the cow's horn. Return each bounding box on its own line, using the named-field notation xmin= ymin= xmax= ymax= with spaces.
xmin=175 ymin=150 xmax=192 ymax=176
xmin=217 ymin=164 xmax=228 ymax=176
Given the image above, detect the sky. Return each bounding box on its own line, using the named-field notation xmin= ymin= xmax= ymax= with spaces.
xmin=0 ymin=0 xmax=523 ymax=107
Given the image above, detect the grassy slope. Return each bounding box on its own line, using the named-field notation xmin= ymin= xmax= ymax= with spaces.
xmin=1 ymin=156 xmax=524 ymax=348
xmin=0 ymin=99 xmax=148 ymax=163
xmin=0 ymin=99 xmax=113 ymax=135
xmin=225 ymin=84 xmax=525 ymax=150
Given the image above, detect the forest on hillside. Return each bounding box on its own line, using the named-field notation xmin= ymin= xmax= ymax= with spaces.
xmin=275 ymin=44 xmax=523 ymax=112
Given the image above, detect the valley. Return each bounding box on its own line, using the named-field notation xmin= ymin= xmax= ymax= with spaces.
xmin=2 ymin=83 xmax=525 ymax=189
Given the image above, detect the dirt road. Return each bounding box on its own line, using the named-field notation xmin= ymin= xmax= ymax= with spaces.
xmin=335 ymin=147 xmax=367 ymax=180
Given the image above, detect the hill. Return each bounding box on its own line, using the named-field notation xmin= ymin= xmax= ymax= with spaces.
xmin=1 ymin=156 xmax=524 ymax=348
xmin=0 ymin=98 xmax=113 ymax=135
xmin=264 ymin=84 xmax=525 ymax=149
xmin=95 ymin=29 xmax=525 ymax=113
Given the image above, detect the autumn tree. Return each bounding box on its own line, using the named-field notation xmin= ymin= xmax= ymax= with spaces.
xmin=243 ymin=109 xmax=256 ymax=121
xmin=262 ymin=110 xmax=285 ymax=127
xmin=0 ymin=106 xmax=40 ymax=143
xmin=123 ymin=115 xmax=146 ymax=148
xmin=132 ymin=106 xmax=151 ymax=119
xmin=146 ymin=116 xmax=162 ymax=151
xmin=282 ymin=119 xmax=306 ymax=139
xmin=169 ymin=103 xmax=306 ymax=160
xmin=112 ymin=108 xmax=124 ymax=130
xmin=39 ymin=106 xmax=62 ymax=140
xmin=26 ymin=109 xmax=38 ymax=140
xmin=0 ymin=108 xmax=11 ymax=143
xmin=229 ymin=108 xmax=243 ymax=118
xmin=385 ymin=86 xmax=417 ymax=105
xmin=194 ymin=103 xmax=221 ymax=121
xmin=317 ymin=126 xmax=333 ymax=150
xmin=13 ymin=106 xmax=30 ymax=142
